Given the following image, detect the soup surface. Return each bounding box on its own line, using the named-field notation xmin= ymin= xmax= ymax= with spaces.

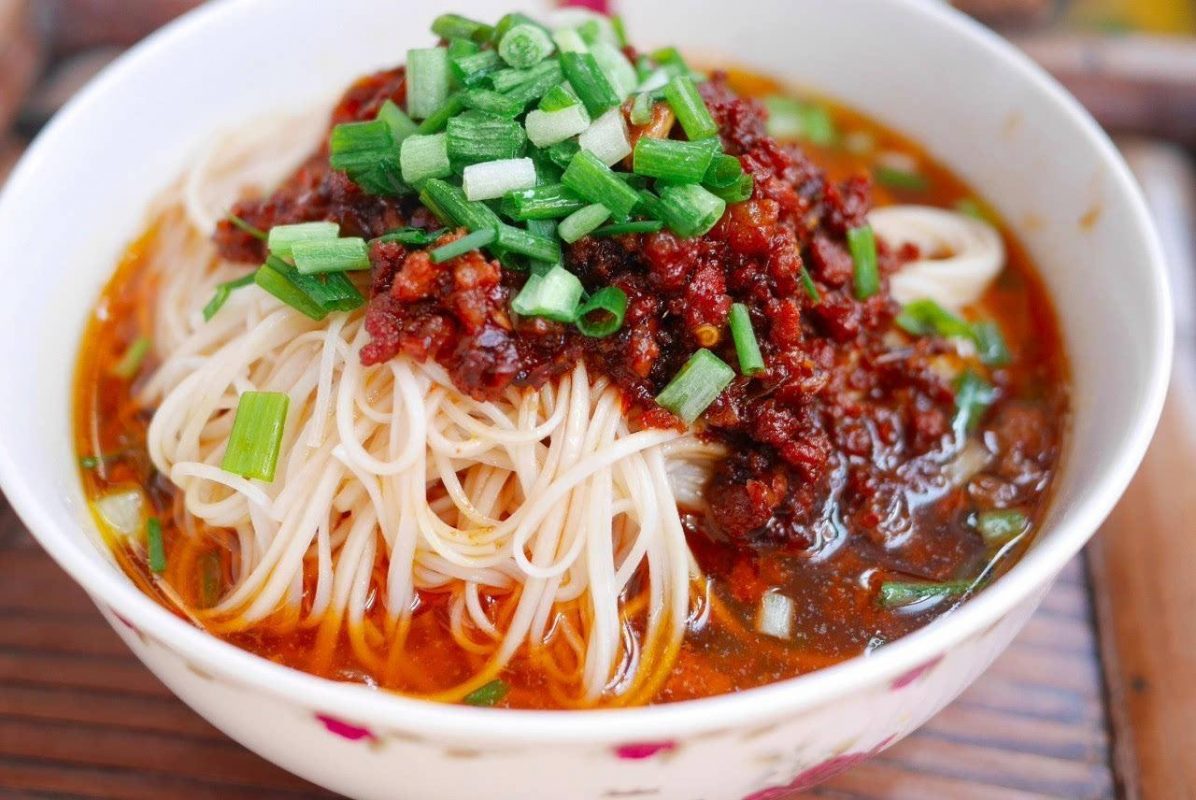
xmin=75 ymin=20 xmax=1067 ymax=709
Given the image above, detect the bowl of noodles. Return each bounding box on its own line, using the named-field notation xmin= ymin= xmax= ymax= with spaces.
xmin=0 ymin=0 xmax=1170 ymax=798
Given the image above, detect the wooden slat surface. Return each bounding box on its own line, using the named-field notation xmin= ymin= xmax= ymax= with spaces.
xmin=0 ymin=496 xmax=1114 ymax=799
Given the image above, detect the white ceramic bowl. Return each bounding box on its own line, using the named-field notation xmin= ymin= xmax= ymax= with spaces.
xmin=0 ymin=1 xmax=1171 ymax=798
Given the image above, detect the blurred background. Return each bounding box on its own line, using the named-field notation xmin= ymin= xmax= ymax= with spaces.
xmin=0 ymin=1 xmax=1193 ymax=798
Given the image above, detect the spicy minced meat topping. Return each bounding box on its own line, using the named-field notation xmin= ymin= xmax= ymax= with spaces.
xmin=215 ymin=66 xmax=1049 ymax=550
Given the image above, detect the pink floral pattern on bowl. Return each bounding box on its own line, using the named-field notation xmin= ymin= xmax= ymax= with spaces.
xmin=889 ymin=655 xmax=944 ymax=690
xmin=742 ymin=738 xmax=894 ymax=799
xmin=614 ymin=741 xmax=677 ymax=760
xmin=316 ymin=713 xmax=376 ymax=742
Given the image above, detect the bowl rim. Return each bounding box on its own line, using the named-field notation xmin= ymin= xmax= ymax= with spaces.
xmin=0 ymin=0 xmax=1172 ymax=744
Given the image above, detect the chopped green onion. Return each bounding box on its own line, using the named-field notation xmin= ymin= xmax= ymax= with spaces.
xmin=429 ymin=229 xmax=497 ymax=264
xmin=610 ymin=15 xmax=629 ymax=48
xmin=400 ymin=133 xmax=452 ymax=185
xmin=954 ymin=370 xmax=997 ymax=434
xmin=255 ymin=255 xmax=364 ymax=320
xmin=462 ymin=88 xmax=522 ymax=118
xmin=539 ymin=83 xmax=579 ymax=112
xmin=630 ymin=92 xmax=654 ymax=125
xmin=552 ymin=28 xmax=588 ymax=54
xmin=377 ymin=99 xmax=418 ymax=144
xmin=292 ymin=237 xmax=370 ymax=275
xmin=499 ymin=23 xmax=555 ymax=69
xmin=199 ymin=551 xmax=222 ymax=608
xmin=879 ymin=580 xmax=971 ymax=608
xmin=220 ymin=391 xmax=290 ymax=483
xmin=451 ymin=48 xmax=504 ymax=87
xmin=974 ymin=509 xmax=1027 ymax=545
xmin=491 ymin=58 xmax=561 ymax=93
xmin=113 ymin=336 xmax=152 ymax=380
xmin=226 ymin=213 xmax=267 ymax=241
xmin=578 ymin=108 xmax=632 ymax=166
xmin=501 ymin=61 xmax=565 ymax=108
xmin=591 ymin=42 xmax=638 ymax=99
xmin=763 ymin=96 xmax=837 ymax=146
xmin=463 ymin=679 xmax=509 ymax=707
xmin=416 ymin=92 xmax=467 ymax=135
xmin=495 ymin=224 xmax=561 ymax=262
xmin=593 ymin=219 xmax=664 ymax=236
xmin=420 ymin=179 xmax=502 ymax=232
xmin=799 ymin=265 xmax=821 ymax=303
xmin=525 ymin=218 xmax=557 ymax=243
xmin=576 ymin=286 xmax=628 ymax=338
xmin=874 ymin=164 xmax=930 ymax=192
xmin=633 ymin=137 xmax=719 ymax=184
xmin=501 ymin=183 xmax=587 ymax=220
xmin=702 ymin=153 xmax=743 ymax=188
xmin=655 ymin=349 xmax=735 ymax=424
xmin=705 ymin=172 xmax=754 ymax=204
xmin=728 ymin=303 xmax=765 ymax=376
xmin=146 ymin=517 xmax=166 ymax=574
xmin=511 ymin=265 xmax=584 ymax=322
xmin=560 ymin=51 xmax=622 ymax=117
xmin=79 ymin=455 xmax=101 ymax=470
xmin=463 ymin=157 xmax=537 ymax=201
xmin=446 ymin=111 xmax=527 ymax=165
xmin=896 ymin=299 xmax=974 ymax=340
xmin=651 ymin=46 xmax=693 ymax=79
xmin=202 ymin=272 xmax=256 ymax=321
xmin=847 ymin=224 xmax=879 ymax=300
xmin=955 ymin=197 xmax=993 ymax=223
xmin=432 ymin=13 xmax=493 ymax=44
xmin=267 ymin=221 xmax=339 ymax=259
xmin=558 ymin=203 xmax=611 ymax=243
xmin=329 ymin=120 xmax=404 ymax=195
xmin=542 ymin=139 xmax=581 ymax=171
xmin=561 ymin=150 xmax=640 ymax=220
xmin=663 ymin=75 xmax=718 ymax=140
xmin=407 ymin=47 xmax=451 ymax=120
xmin=254 ymin=263 xmax=327 ymax=320
xmin=525 ymin=104 xmax=591 ymax=148
xmin=973 ymin=320 xmax=1011 ymax=366
xmin=492 ymin=12 xmax=545 ymax=44
xmin=576 ymin=19 xmax=604 ymax=46
xmin=658 ymin=183 xmax=726 ymax=238
xmin=373 ymin=227 xmax=448 ymax=246
xmin=94 ymin=488 xmax=145 ymax=537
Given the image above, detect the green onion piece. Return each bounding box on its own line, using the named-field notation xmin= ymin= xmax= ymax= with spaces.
xmin=451 ymin=48 xmax=504 ymax=88
xmin=400 ymin=133 xmax=452 ymax=185
xmin=420 ymin=179 xmax=502 ymax=232
xmin=576 ymin=19 xmax=603 ymax=46
xmin=462 ymin=88 xmax=522 ymax=118
xmin=974 ymin=509 xmax=1027 ymax=545
xmin=763 ymin=96 xmax=837 ymax=146
xmin=879 ymin=580 xmax=971 ymax=608
xmin=255 ymin=255 xmax=364 ymax=319
xmin=492 ymin=12 xmax=545 ymax=44
xmin=705 ymin=172 xmax=754 ymax=204
xmin=463 ymin=679 xmax=509 ymax=707
xmin=592 ymin=219 xmax=664 ymax=236
xmin=578 ymin=108 xmax=632 ymax=166
xmin=112 ymin=336 xmax=152 ymax=380
xmin=407 ymin=47 xmax=451 ymax=120
xmin=490 ymin=58 xmax=562 ymax=93
xmin=501 ymin=183 xmax=587 ymax=220
xmin=446 ymin=111 xmax=527 ymax=166
xmin=847 ymin=225 xmax=879 ymax=300
xmin=560 ymin=51 xmax=622 ymax=117
xmin=292 ymin=237 xmax=371 ymax=275
xmin=954 ymin=370 xmax=997 ymax=434
xmin=377 ymin=99 xmax=417 ymax=144
xmin=254 ymin=262 xmax=328 ymax=320
xmin=973 ymin=320 xmax=1011 ymax=366
xmin=525 ymin=218 xmax=557 ymax=243
xmin=525 ymin=105 xmax=591 ymax=148
xmin=611 ymin=15 xmax=629 ymax=48
xmin=728 ymin=303 xmax=765 ymax=376
xmin=463 ymin=157 xmax=537 ymax=201
xmin=874 ymin=164 xmax=930 ymax=192
xmin=495 ymin=224 xmax=562 ymax=262
xmin=416 ymin=93 xmax=467 ymax=135
xmin=329 ymin=120 xmax=404 ymax=195
xmin=561 ymin=150 xmax=640 ymax=220
xmin=499 ymin=23 xmax=555 ymax=69
xmin=431 ymin=13 xmax=493 ymax=44
xmin=591 ymin=42 xmax=638 ymax=99
xmin=267 ymin=221 xmax=339 ymax=259
xmin=896 ymin=298 xmax=974 ymax=340
xmin=955 ymin=197 xmax=993 ymax=222
xmin=202 ymin=273 xmax=256 ymax=321
xmin=543 ymin=139 xmax=581 ymax=171
xmin=663 ymin=75 xmax=718 ymax=140
xmin=558 ymin=203 xmax=611 ymax=244
xmin=658 ymin=183 xmax=726 ymax=238
xmin=146 ymin=517 xmax=166 ymax=574
xmin=630 ymin=92 xmax=654 ymax=125
xmin=373 ymin=227 xmax=448 ymax=246
xmin=511 ymin=265 xmax=584 ymax=322
xmin=429 ymin=229 xmax=497 ymax=264
xmin=199 ymin=551 xmax=222 ymax=608
xmin=655 ymin=349 xmax=735 ymax=424
xmin=575 ymin=286 xmax=628 ymax=338
xmin=220 ymin=391 xmax=290 ymax=482
xmin=502 ymin=62 xmax=566 ymax=109
xmin=226 ymin=213 xmax=267 ymax=241
xmin=447 ymin=37 xmax=480 ymax=62
xmin=703 ymin=154 xmax=743 ymax=189
xmin=552 ymin=28 xmax=588 ymax=54
xmin=539 ymin=83 xmax=579 ymax=112
xmin=799 ymin=265 xmax=821 ymax=303
xmin=651 ymin=46 xmax=693 ymax=79
xmin=633 ymin=136 xmax=719 ymax=184
xmin=79 ymin=455 xmax=100 ymax=470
